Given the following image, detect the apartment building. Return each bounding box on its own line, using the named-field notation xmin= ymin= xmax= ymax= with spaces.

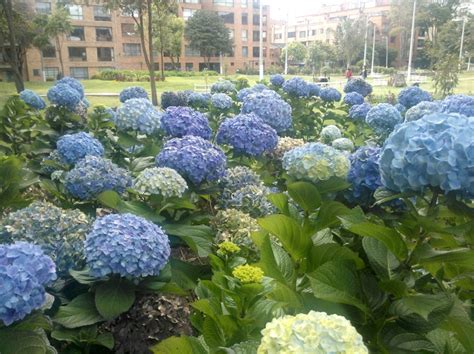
xmin=6 ymin=0 xmax=274 ymax=81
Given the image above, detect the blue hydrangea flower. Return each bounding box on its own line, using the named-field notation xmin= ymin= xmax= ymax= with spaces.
xmin=343 ymin=78 xmax=373 ymax=97
xmin=241 ymin=91 xmax=292 ymax=132
xmin=441 ymin=94 xmax=474 ymax=117
xmin=349 ymin=103 xmax=371 ymax=121
xmin=84 ymin=214 xmax=170 ymax=278
xmin=319 ymin=87 xmax=342 ymax=102
xmin=160 ymin=106 xmax=211 ymax=139
xmin=405 ymin=101 xmax=441 ymax=122
xmin=332 ymin=138 xmax=354 ymax=152
xmin=380 ymin=113 xmax=474 ymax=196
xmin=397 ymin=86 xmax=432 ymax=108
xmin=236 ymin=84 xmax=270 ymax=102
xmin=0 ymin=242 xmax=56 ymax=326
xmin=57 ymin=77 xmax=84 ymax=99
xmin=343 ymin=92 xmax=364 ymax=106
xmin=187 ymin=92 xmax=210 ymax=108
xmin=320 ymin=125 xmax=342 ymax=144
xmin=211 ymin=93 xmax=233 ymax=110
xmin=307 ymin=83 xmax=321 ymax=97
xmin=223 ymin=184 xmax=276 ymax=217
xmin=56 ymin=132 xmax=104 ymax=165
xmin=114 ymin=98 xmax=162 ymax=135
xmin=346 ymin=146 xmax=382 ymax=205
xmin=283 ymin=143 xmax=350 ymax=183
xmin=161 ymin=91 xmax=188 ymax=109
xmin=19 ymin=89 xmax=46 ymax=110
xmin=219 ymin=166 xmax=263 ymax=193
xmin=119 ymin=86 xmax=149 ymax=103
xmin=216 ymin=113 xmax=278 ymax=156
xmin=65 ymin=156 xmax=132 ymax=200
xmin=394 ymin=103 xmax=406 ymax=115
xmin=366 ymin=103 xmax=403 ymax=136
xmin=47 ymin=83 xmax=82 ymax=110
xmin=0 ymin=201 xmax=90 ymax=275
xmin=270 ymin=74 xmax=285 ymax=87
xmin=211 ymin=80 xmax=236 ymax=94
xmin=156 ymin=135 xmax=226 ymax=185
xmin=282 ymin=77 xmax=309 ymax=97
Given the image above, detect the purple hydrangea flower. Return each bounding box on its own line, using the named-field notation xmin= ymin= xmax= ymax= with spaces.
xmin=347 ymin=146 xmax=382 ymax=205
xmin=236 ymin=84 xmax=270 ymax=102
xmin=366 ymin=103 xmax=403 ymax=136
xmin=343 ymin=92 xmax=364 ymax=106
xmin=211 ymin=93 xmax=233 ymax=110
xmin=282 ymin=77 xmax=309 ymax=97
xmin=397 ymin=86 xmax=432 ymax=108
xmin=57 ymin=132 xmax=104 ymax=165
xmin=441 ymin=94 xmax=474 ymax=117
xmin=119 ymin=86 xmax=149 ymax=103
xmin=160 ymin=106 xmax=211 ymax=139
xmin=47 ymin=83 xmax=82 ymax=110
xmin=349 ymin=103 xmax=371 ymax=121
xmin=343 ymin=78 xmax=372 ymax=97
xmin=320 ymin=87 xmax=342 ymax=102
xmin=57 ymin=76 xmax=84 ymax=99
xmin=270 ymin=74 xmax=285 ymax=87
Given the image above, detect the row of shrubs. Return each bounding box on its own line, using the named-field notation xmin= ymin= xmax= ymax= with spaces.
xmin=91 ymin=69 xmax=219 ymax=81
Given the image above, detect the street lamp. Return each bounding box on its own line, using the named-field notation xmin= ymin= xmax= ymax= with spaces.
xmin=385 ymin=35 xmax=389 ymax=68
xmin=370 ymin=22 xmax=376 ymax=76
xmin=259 ymin=0 xmax=264 ymax=80
xmin=459 ymin=17 xmax=467 ymax=70
xmin=407 ymin=0 xmax=417 ymax=84
xmin=363 ymin=15 xmax=369 ymax=68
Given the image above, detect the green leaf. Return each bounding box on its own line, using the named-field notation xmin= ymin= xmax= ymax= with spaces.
xmin=97 ymin=190 xmax=121 ymax=209
xmin=11 ymin=313 xmax=52 ymax=332
xmin=257 ymin=235 xmax=296 ymax=285
xmin=69 ymin=269 xmax=98 ymax=285
xmin=53 ymin=293 xmax=104 ymax=328
xmin=258 ymin=214 xmax=310 ymax=261
xmin=441 ymin=299 xmax=474 ymax=352
xmin=164 ymin=224 xmax=213 ymax=257
xmin=94 ymin=333 xmax=114 ymax=350
xmin=287 ymin=181 xmax=321 ymax=212
xmin=308 ymin=243 xmax=364 ymax=271
xmin=382 ymin=325 xmax=436 ymax=353
xmin=95 ymin=278 xmax=136 ymax=320
xmin=202 ymin=317 xmax=226 ymax=349
xmin=150 ymin=336 xmax=208 ymax=354
xmin=362 ymin=237 xmax=400 ymax=279
xmin=314 ymin=201 xmax=352 ymax=230
xmin=340 ymin=219 xmax=408 ymax=261
xmin=393 ymin=293 xmax=454 ymax=320
xmin=267 ymin=193 xmax=290 ymax=215
xmin=314 ymin=177 xmax=351 ymax=194
xmin=419 ymin=249 xmax=474 ymax=270
xmin=269 ymin=281 xmax=303 ymax=310
xmin=0 ymin=328 xmax=56 ymax=354
xmin=309 ymin=261 xmax=368 ymax=313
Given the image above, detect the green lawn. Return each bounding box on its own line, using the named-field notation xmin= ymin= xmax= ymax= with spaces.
xmin=1 ymin=72 xmax=473 ymax=107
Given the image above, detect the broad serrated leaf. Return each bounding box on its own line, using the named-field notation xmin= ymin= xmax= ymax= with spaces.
xmin=150 ymin=335 xmax=208 ymax=354
xmin=95 ymin=278 xmax=136 ymax=320
xmin=53 ymin=293 xmax=103 ymax=328
xmin=287 ymin=181 xmax=321 ymax=212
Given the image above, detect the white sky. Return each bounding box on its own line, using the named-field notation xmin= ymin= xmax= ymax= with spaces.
xmin=267 ymin=0 xmax=355 ymax=20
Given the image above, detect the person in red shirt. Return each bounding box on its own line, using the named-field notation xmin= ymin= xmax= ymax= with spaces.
xmin=345 ymin=67 xmax=353 ymax=80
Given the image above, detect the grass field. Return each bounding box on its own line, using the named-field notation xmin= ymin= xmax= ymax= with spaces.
xmin=1 ymin=72 xmax=473 ymax=107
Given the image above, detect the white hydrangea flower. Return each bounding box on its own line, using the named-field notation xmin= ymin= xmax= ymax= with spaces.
xmin=258 ymin=311 xmax=368 ymax=354
xmin=133 ymin=167 xmax=188 ymax=198
xmin=320 ymin=125 xmax=342 ymax=144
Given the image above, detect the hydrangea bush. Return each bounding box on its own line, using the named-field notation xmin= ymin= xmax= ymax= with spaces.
xmin=56 ymin=132 xmax=104 ymax=165
xmin=161 ymin=91 xmax=189 ymax=109
xmin=405 ymin=101 xmax=441 ymax=121
xmin=47 ymin=83 xmax=82 ymax=110
xmin=19 ymin=89 xmax=46 ymax=110
xmin=282 ymin=77 xmax=309 ymax=97
xmin=210 ymin=80 xmax=236 ymax=94
xmin=114 ymin=98 xmax=161 ymax=135
xmin=349 ymin=102 xmax=371 ymax=121
xmin=269 ymin=74 xmax=285 ymax=87
xmin=332 ymin=137 xmax=354 ymax=152
xmin=119 ymin=86 xmax=149 ymax=103
xmin=343 ymin=78 xmax=373 ymax=97
xmin=440 ymin=94 xmax=474 ymax=116
xmin=211 ymin=93 xmax=233 ymax=110
xmin=213 ymin=209 xmax=260 ymax=251
xmin=84 ymin=213 xmax=170 ymax=278
xmin=236 ymin=84 xmax=269 ymax=102
xmin=320 ymin=125 xmax=342 ymax=143
xmin=319 ymin=87 xmax=342 ymax=102
xmin=397 ymin=86 xmax=432 ymax=108
xmin=343 ymin=92 xmax=365 ymax=106
xmin=160 ymin=106 xmax=211 ymax=139
xmin=187 ymin=92 xmax=210 ymax=108
xmin=133 ymin=167 xmax=188 ymax=198
xmin=366 ymin=103 xmax=403 ymax=136
xmin=223 ymin=184 xmax=276 ymax=217
xmin=57 ymin=77 xmax=84 ymax=98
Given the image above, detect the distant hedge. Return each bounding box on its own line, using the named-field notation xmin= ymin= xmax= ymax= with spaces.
xmin=91 ymin=69 xmax=219 ymax=81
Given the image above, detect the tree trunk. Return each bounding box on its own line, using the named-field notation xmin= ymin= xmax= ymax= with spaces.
xmin=146 ymin=0 xmax=158 ymax=105
xmin=160 ymin=48 xmax=165 ymax=80
xmin=2 ymin=0 xmax=24 ymax=92
xmin=56 ymin=36 xmax=65 ymax=76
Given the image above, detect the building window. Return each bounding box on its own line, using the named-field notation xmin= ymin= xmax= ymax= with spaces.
xmin=67 ymin=5 xmax=83 ymax=20
xmin=96 ymin=27 xmax=113 ymax=41
xmin=241 ymin=13 xmax=248 ymax=25
xmin=213 ymin=0 xmax=234 ymax=6
xmin=68 ymin=47 xmax=87 ymax=61
xmin=184 ymin=0 xmax=200 ymax=3
xmin=35 ymin=1 xmax=51 ymax=14
xmin=252 ymin=0 xmax=259 ymax=9
xmin=252 ymin=30 xmax=259 ymax=41
xmin=185 ymin=63 xmax=193 ymax=71
xmin=299 ymin=31 xmax=306 ymax=38
xmin=123 ymin=43 xmax=141 ymax=56
xmin=311 ymin=29 xmax=316 ymax=36
xmin=94 ymin=6 xmax=111 ymax=21
xmin=262 ymin=15 xmax=267 ymax=25
xmin=185 ymin=46 xmax=200 ymax=56
xmin=68 ymin=27 xmax=85 ymax=41
xmin=241 ymin=0 xmax=247 ymax=7
xmin=242 ymin=46 xmax=248 ymax=57
xmin=44 ymin=67 xmax=59 ymax=80
xmin=252 ymin=14 xmax=259 ymax=25
xmin=70 ymin=67 xmax=88 ymax=79
xmin=42 ymin=46 xmax=56 ymax=58
xmin=274 ymin=33 xmax=282 ymax=40
xmin=252 ymin=46 xmax=259 ymax=57
xmin=241 ymin=29 xmax=248 ymax=41
xmin=218 ymin=12 xmax=234 ymax=24
xmin=121 ymin=23 xmax=137 ymax=37
xmin=229 ymin=29 xmax=234 ymax=40
xmin=320 ymin=28 xmax=324 ymax=34
xmin=288 ymin=31 xmax=296 ymax=38
xmin=97 ymin=47 xmax=114 ymax=61
xmin=183 ymin=8 xmax=196 ymax=20
xmin=263 ymin=30 xmax=267 ymax=39
xmin=121 ymin=9 xmax=139 ymax=17
xmin=33 ymin=69 xmax=41 ymax=77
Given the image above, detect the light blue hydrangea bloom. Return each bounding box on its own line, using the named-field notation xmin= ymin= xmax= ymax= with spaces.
xmin=283 ymin=143 xmax=350 ymax=183
xmin=0 ymin=242 xmax=56 ymax=325
xmin=349 ymin=103 xmax=371 ymax=121
xmin=282 ymin=77 xmax=309 ymax=97
xmin=307 ymin=83 xmax=321 ymax=97
xmin=57 ymin=77 xmax=84 ymax=98
xmin=84 ymin=213 xmax=170 ymax=278
xmin=380 ymin=113 xmax=474 ymax=196
xmin=405 ymin=101 xmax=441 ymax=122
xmin=223 ymin=184 xmax=276 ymax=217
xmin=19 ymin=89 xmax=46 ymax=110
xmin=217 ymin=113 xmax=278 ymax=156
xmin=187 ymin=92 xmax=211 ymax=108
xmin=320 ymin=125 xmax=342 ymax=144
xmin=156 ymin=135 xmax=226 ymax=185
xmin=343 ymin=92 xmax=364 ymax=106
xmin=241 ymin=91 xmax=292 ymax=132
xmin=119 ymin=86 xmax=148 ymax=103
xmin=236 ymin=84 xmax=270 ymax=102
xmin=397 ymin=86 xmax=432 ymax=108
xmin=394 ymin=103 xmax=406 ymax=115
xmin=161 ymin=91 xmax=189 ymax=109
xmin=114 ymin=98 xmax=162 ymax=135
xmin=47 ymin=83 xmax=82 ymax=110
xmin=133 ymin=167 xmax=188 ymax=198
xmin=211 ymin=93 xmax=233 ymax=109
xmin=56 ymin=132 xmax=104 ymax=165
xmin=211 ymin=80 xmax=236 ymax=94
xmin=332 ymin=138 xmax=354 ymax=152
xmin=160 ymin=106 xmax=211 ymax=139
xmin=65 ymin=156 xmax=132 ymax=200
xmin=343 ymin=78 xmax=373 ymax=97
xmin=270 ymin=74 xmax=285 ymax=87
xmin=320 ymin=87 xmax=342 ymax=102
xmin=366 ymin=103 xmax=403 ymax=136
xmin=441 ymin=94 xmax=474 ymax=117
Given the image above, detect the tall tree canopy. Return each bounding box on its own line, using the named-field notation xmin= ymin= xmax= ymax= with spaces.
xmin=281 ymin=42 xmax=307 ymax=64
xmin=306 ymin=41 xmax=336 ymax=74
xmin=334 ymin=18 xmax=365 ymax=67
xmin=185 ymin=10 xmax=232 ymax=68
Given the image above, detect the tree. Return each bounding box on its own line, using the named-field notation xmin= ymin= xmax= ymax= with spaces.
xmin=44 ymin=7 xmax=72 ymax=77
xmin=334 ymin=18 xmax=365 ymax=67
xmin=305 ymin=41 xmax=336 ymax=74
xmin=280 ymin=42 xmax=307 ymax=65
xmin=0 ymin=0 xmax=35 ymax=92
xmin=389 ymin=0 xmax=417 ymax=66
xmin=185 ymin=10 xmax=232 ymax=69
xmin=152 ymin=0 xmax=181 ymax=79
xmin=166 ymin=17 xmax=184 ymax=70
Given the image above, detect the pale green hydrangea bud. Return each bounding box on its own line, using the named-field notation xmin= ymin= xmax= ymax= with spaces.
xmin=271 ymin=137 xmax=305 ymax=160
xmin=232 ymin=264 xmax=264 ymax=283
xmin=133 ymin=167 xmax=188 ymax=198
xmin=258 ymin=311 xmax=368 ymax=354
xmin=320 ymin=125 xmax=342 ymax=144
xmin=332 ymin=138 xmax=354 ymax=152
xmin=213 ymin=209 xmax=260 ymax=251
